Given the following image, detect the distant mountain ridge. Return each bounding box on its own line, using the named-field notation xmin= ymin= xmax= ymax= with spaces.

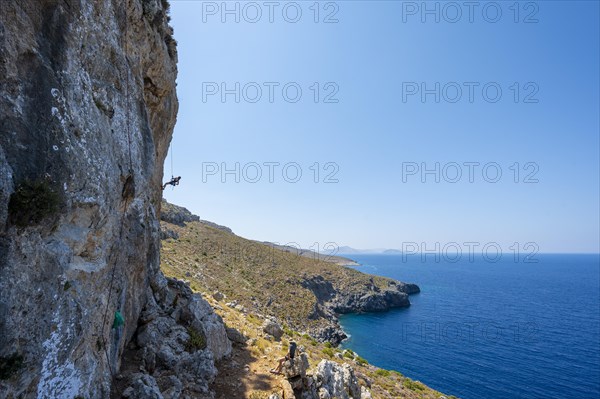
xmin=261 ymin=242 xmax=359 ymax=266
xmin=338 ymin=246 xmax=403 ymax=254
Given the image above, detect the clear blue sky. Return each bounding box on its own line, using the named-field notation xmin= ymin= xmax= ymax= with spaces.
xmin=163 ymin=1 xmax=600 ymax=253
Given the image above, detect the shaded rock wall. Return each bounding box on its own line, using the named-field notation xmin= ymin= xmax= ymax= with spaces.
xmin=114 ymin=276 xmax=231 ymax=399
xmin=0 ymin=0 xmax=178 ymax=396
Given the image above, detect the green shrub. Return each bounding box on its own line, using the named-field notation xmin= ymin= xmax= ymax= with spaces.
xmin=403 ymin=379 xmax=425 ymax=391
xmin=283 ymin=327 xmax=296 ymax=337
xmin=356 ymin=356 xmax=368 ymax=366
xmin=185 ymin=327 xmax=206 ymax=351
xmin=8 ymin=178 xmax=61 ymax=227
xmin=322 ymin=347 xmax=335 ymax=358
xmin=343 ymin=350 xmax=355 ymax=359
xmin=324 ymin=341 xmax=333 ymax=348
xmin=375 ymin=369 xmax=391 ymax=377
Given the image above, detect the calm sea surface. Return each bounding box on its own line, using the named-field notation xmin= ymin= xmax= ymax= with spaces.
xmin=339 ymin=254 xmax=600 ymax=399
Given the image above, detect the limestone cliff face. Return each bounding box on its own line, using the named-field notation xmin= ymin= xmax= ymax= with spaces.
xmin=0 ymin=0 xmax=178 ymax=396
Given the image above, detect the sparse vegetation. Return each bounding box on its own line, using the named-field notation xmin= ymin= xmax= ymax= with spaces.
xmin=356 ymin=356 xmax=368 ymax=366
xmin=8 ymin=178 xmax=61 ymax=227
xmin=160 ymin=217 xmax=403 ymax=336
xmin=283 ymin=326 xmax=296 ymax=337
xmin=375 ymin=369 xmax=392 ymax=377
xmin=322 ymin=347 xmax=335 ymax=358
xmin=403 ymin=379 xmax=425 ymax=392
xmin=185 ymin=327 xmax=206 ymax=351
xmin=160 ymin=211 xmax=453 ymax=399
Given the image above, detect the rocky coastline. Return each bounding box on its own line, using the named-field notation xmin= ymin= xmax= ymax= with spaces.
xmin=161 ymin=202 xmax=421 ymax=346
xmin=301 ymin=275 xmax=420 ymax=345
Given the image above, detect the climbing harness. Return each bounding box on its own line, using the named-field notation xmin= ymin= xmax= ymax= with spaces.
xmin=162 ymin=175 xmax=181 ymax=190
xmin=162 ymin=141 xmax=181 ymax=190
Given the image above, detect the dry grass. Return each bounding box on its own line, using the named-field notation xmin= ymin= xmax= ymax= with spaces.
xmin=161 ymin=220 xmax=396 ymax=334
xmin=160 ymin=219 xmax=455 ymax=399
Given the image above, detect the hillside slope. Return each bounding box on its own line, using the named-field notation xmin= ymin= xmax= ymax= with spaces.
xmin=159 ymin=202 xmax=455 ymax=399
xmin=160 ymin=202 xmax=419 ymax=345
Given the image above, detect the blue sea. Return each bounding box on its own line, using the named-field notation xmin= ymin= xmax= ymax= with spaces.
xmin=339 ymin=254 xmax=600 ymax=399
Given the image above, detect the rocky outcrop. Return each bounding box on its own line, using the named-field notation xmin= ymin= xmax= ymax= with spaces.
xmin=281 ymin=352 xmax=310 ymax=381
xmin=160 ymin=201 xmax=199 ymax=227
xmin=301 ymin=276 xmax=420 ymax=316
xmin=113 ymin=276 xmax=231 ymax=398
xmin=310 ymin=326 xmax=349 ymax=347
xmin=302 ymin=276 xmax=420 ymax=345
xmin=199 ymin=220 xmax=233 ymax=235
xmin=0 ymin=0 xmax=178 ymax=397
xmin=263 ymin=318 xmax=284 ymax=340
xmin=275 ymin=352 xmax=371 ymax=399
xmin=160 ymin=226 xmax=179 ymax=240
xmin=310 ymin=360 xmax=363 ymax=399
xmin=160 ymin=201 xmax=233 ymax=234
xmin=332 ymin=286 xmax=410 ymax=314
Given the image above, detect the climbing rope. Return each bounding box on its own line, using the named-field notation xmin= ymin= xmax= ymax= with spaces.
xmin=161 ymin=142 xmax=181 ymax=190
xmin=100 ymin=2 xmax=135 ymax=376
xmin=41 ymin=0 xmax=135 ymax=377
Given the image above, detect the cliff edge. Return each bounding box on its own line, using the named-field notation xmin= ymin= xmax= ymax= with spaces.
xmin=0 ymin=0 xmax=181 ymax=396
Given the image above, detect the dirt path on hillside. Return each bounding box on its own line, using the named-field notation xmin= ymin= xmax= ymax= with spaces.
xmin=213 ymin=343 xmax=283 ymax=399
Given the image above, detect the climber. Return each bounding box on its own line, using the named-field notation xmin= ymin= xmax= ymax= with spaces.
xmin=113 ymin=310 xmax=124 ymax=342
xmin=162 ymin=176 xmax=181 ymax=190
xmin=270 ymin=341 xmax=297 ymax=375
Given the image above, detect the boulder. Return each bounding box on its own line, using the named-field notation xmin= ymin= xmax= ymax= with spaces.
xmin=263 ymin=318 xmax=284 ymax=340
xmin=280 ymin=379 xmax=296 ymax=399
xmin=212 ymin=291 xmax=225 ymax=301
xmin=226 ymin=327 xmax=248 ymax=345
xmin=160 ymin=227 xmax=179 ymax=240
xmin=282 ymin=353 xmax=310 ymax=379
xmin=122 ymin=374 xmax=163 ymax=399
xmin=360 ymin=386 xmax=372 ymax=399
xmin=313 ymin=360 xmax=365 ymax=399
